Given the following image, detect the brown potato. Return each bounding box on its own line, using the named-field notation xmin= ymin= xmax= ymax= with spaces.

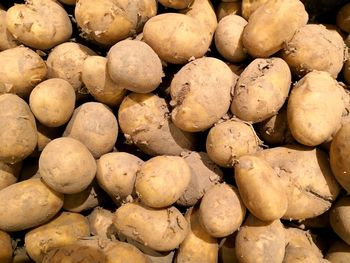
xmin=282 ymin=245 xmax=321 ymax=263
xmin=0 ymin=10 xmax=19 ymax=51
xmin=0 ymin=161 xmax=21 ymax=190
xmin=326 ymin=240 xmax=350 ymax=263
xmin=216 ymin=1 xmax=242 ymax=21
xmin=0 ymin=230 xmax=12 ymax=263
xmin=330 ymin=196 xmax=350 ymax=245
xmin=241 ymin=0 xmax=268 ymax=19
xmin=36 ymin=122 xmax=62 ymax=153
xmin=88 ymin=207 xmax=116 ymax=239
xmin=337 ymin=3 xmax=350 ymax=33
xmin=158 ymin=0 xmax=193 ymax=9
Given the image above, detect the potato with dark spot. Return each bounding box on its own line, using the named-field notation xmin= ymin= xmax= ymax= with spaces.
xmin=0 ymin=231 xmax=12 ymax=263
xmin=0 ymin=161 xmax=21 ymax=190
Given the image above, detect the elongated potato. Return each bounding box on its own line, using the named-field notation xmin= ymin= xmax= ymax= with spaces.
xmin=326 ymin=240 xmax=350 ymax=262
xmin=0 ymin=178 xmax=63 ymax=231
xmin=283 ymin=245 xmax=320 ymax=263
xmin=241 ymin=0 xmax=268 ymax=19
xmin=88 ymin=208 xmax=116 ymax=239
xmin=0 ymin=161 xmax=21 ymax=190
xmin=0 ymin=231 xmax=12 ymax=263
xmin=216 ymin=1 xmax=242 ymax=21
xmin=0 ymin=10 xmax=18 ymax=51
xmin=113 ymin=203 xmax=188 ymax=251
xmin=330 ymin=197 xmax=350 ymax=245
xmin=159 ymin=0 xmax=193 ymax=9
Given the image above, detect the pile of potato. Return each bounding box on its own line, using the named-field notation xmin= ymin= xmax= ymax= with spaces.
xmin=1 ymin=0 xmax=350 ymax=262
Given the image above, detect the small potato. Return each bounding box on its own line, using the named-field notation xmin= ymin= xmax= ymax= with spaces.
xmin=241 ymin=0 xmax=268 ymax=19
xmin=330 ymin=197 xmax=350 ymax=245
xmin=199 ymin=184 xmax=246 ymax=238
xmin=0 ymin=94 xmax=37 ymax=163
xmin=337 ymin=3 xmax=350 ymax=33
xmin=107 ymin=40 xmax=163 ymax=93
xmin=235 ymin=216 xmax=286 ymax=263
xmin=158 ymin=0 xmax=193 ymax=9
xmin=231 ymin=58 xmax=291 ymax=123
xmin=25 ymin=212 xmax=90 ymax=262
xmin=282 ymin=246 xmax=321 ymax=263
xmin=0 ymin=161 xmax=21 ymax=190
xmin=29 ymin=79 xmax=76 ymax=128
xmin=113 ymin=203 xmax=188 ymax=251
xmin=216 ymin=1 xmax=242 ymax=21
xmin=326 ymin=240 xmax=350 ymax=262
xmin=287 ymin=71 xmax=345 ymax=146
xmin=0 ymin=178 xmax=63 ymax=231
xmin=0 ymin=10 xmax=19 ymax=51
xmin=63 ymin=102 xmax=118 ymax=158
xmin=88 ymin=207 xmax=116 ymax=239
xmin=170 ymin=57 xmax=235 ymax=132
xmin=6 ymin=0 xmax=72 ymax=50
xmin=0 ymin=231 xmax=12 ymax=263
xmin=39 ymin=137 xmax=97 ymax=194
xmin=0 ymin=47 xmax=47 ymax=98
xmin=136 ymin=156 xmax=191 ymax=208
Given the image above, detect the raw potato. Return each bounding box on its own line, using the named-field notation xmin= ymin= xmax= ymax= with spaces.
xmin=199 ymin=184 xmax=246 ymax=238
xmin=39 ymin=137 xmax=97 ymax=194
xmin=235 ymin=155 xmax=288 ymax=221
xmin=231 ymin=58 xmax=291 ymax=123
xmin=29 ymin=79 xmax=76 ymax=128
xmin=63 ymin=102 xmax=118 ymax=158
xmin=337 ymin=3 xmax=350 ymax=33
xmin=118 ymin=93 xmax=196 ymax=156
xmin=176 ymin=208 xmax=218 ymax=263
xmin=287 ymin=71 xmax=344 ymax=146
xmin=0 ymin=231 xmax=12 ymax=263
xmin=282 ymin=246 xmax=321 ymax=263
xmin=216 ymin=1 xmax=242 ymax=21
xmin=25 ymin=212 xmax=90 ymax=262
xmin=326 ymin=240 xmax=350 ymax=262
xmin=241 ymin=0 xmax=268 ymax=19
xmin=113 ymin=203 xmax=188 ymax=251
xmin=0 ymin=10 xmax=19 ymax=51
xmin=88 ymin=207 xmax=116 ymax=239
xmin=0 ymin=47 xmax=47 ymax=97
xmin=330 ymin=197 xmax=350 ymax=245
xmin=0 ymin=178 xmax=63 ymax=231
xmin=235 ymin=216 xmax=286 ymax=263
xmin=219 ymin=234 xmax=239 ymax=263
xmin=0 ymin=94 xmax=37 ymax=163
xmin=206 ymin=119 xmax=261 ymax=167
xmin=136 ymin=156 xmax=191 ymax=208
xmin=107 ymin=40 xmax=163 ymax=93
xmin=170 ymin=57 xmax=235 ymax=132
xmin=6 ymin=0 xmax=72 ymax=50
xmin=36 ymin=123 xmax=61 ymax=152
xmin=0 ymin=161 xmax=21 ymax=190
xmin=281 ymin=25 xmax=346 ymax=78
xmin=158 ymin=0 xmax=193 ymax=9
xmin=82 ymin=56 xmax=126 ymax=107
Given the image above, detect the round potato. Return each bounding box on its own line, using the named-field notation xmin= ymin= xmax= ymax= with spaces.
xmin=282 ymin=245 xmax=321 ymax=263
xmin=326 ymin=240 xmax=350 ymax=263
xmin=337 ymin=3 xmax=350 ymax=33
xmin=216 ymin=1 xmax=242 ymax=21
xmin=0 ymin=161 xmax=21 ymax=190
xmin=241 ymin=0 xmax=268 ymax=19
xmin=330 ymin=197 xmax=350 ymax=245
xmin=88 ymin=207 xmax=116 ymax=239
xmin=6 ymin=0 xmax=72 ymax=50
xmin=158 ymin=0 xmax=193 ymax=9
xmin=0 ymin=231 xmax=12 ymax=263
xmin=39 ymin=137 xmax=97 ymax=194
xmin=0 ymin=10 xmax=19 ymax=51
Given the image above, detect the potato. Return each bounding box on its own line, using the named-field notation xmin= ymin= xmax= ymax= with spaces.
xmin=25 ymin=212 xmax=90 ymax=262
xmin=231 ymin=58 xmax=291 ymax=123
xmin=0 ymin=161 xmax=21 ymax=190
xmin=281 ymin=25 xmax=346 ymax=78
xmin=0 ymin=178 xmax=63 ymax=231
xmin=0 ymin=47 xmax=47 ymax=98
xmin=235 ymin=216 xmax=286 ymax=263
xmin=39 ymin=137 xmax=97 ymax=194
xmin=241 ymin=0 xmax=268 ymax=19
xmin=82 ymin=56 xmax=126 ymax=107
xmin=136 ymin=156 xmax=191 ymax=208
xmin=0 ymin=10 xmax=19 ymax=51
xmin=256 ymin=145 xmax=340 ymax=220
xmin=216 ymin=1 xmax=242 ymax=21
xmin=282 ymin=245 xmax=321 ymax=263
xmin=206 ymin=119 xmax=261 ymax=167
xmin=219 ymin=234 xmax=239 ymax=263
xmin=0 ymin=94 xmax=37 ymax=163
xmin=242 ymin=0 xmax=307 ymax=57
xmin=235 ymin=155 xmax=288 ymax=221
xmin=88 ymin=207 xmax=116 ymax=239
xmin=330 ymin=196 xmax=350 ymax=245
xmin=199 ymin=184 xmax=246 ymax=238
xmin=118 ymin=93 xmax=196 ymax=156
xmin=330 ymin=124 xmax=350 ymax=192
xmin=29 ymin=79 xmax=76 ymax=128
xmin=63 ymin=102 xmax=118 ymax=158
xmin=288 ymin=71 xmax=345 ymax=146
xmin=113 ymin=203 xmax=188 ymax=251
xmin=158 ymin=0 xmax=193 ymax=9
xmin=176 ymin=208 xmax=218 ymax=263
xmin=107 ymin=40 xmax=163 ymax=93
xmin=75 ymin=0 xmax=157 ymax=46
xmin=170 ymin=57 xmax=235 ymax=132
xmin=337 ymin=3 xmax=350 ymax=33
xmin=6 ymin=0 xmax=72 ymax=50
xmin=215 ymin=15 xmax=247 ymax=63
xmin=46 ymin=42 xmax=96 ymax=92
xmin=36 ymin=122 xmax=62 ymax=152
xmin=326 ymin=240 xmax=350 ymax=262
xmin=0 ymin=231 xmax=12 ymax=263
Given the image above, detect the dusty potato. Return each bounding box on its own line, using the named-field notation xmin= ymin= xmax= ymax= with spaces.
xmin=107 ymin=40 xmax=163 ymax=93
xmin=158 ymin=0 xmax=193 ymax=9
xmin=282 ymin=245 xmax=321 ymax=263
xmin=0 ymin=161 xmax=21 ymax=190
xmin=241 ymin=0 xmax=268 ymax=19
xmin=0 ymin=178 xmax=63 ymax=231
xmin=82 ymin=56 xmax=126 ymax=107
xmin=288 ymin=71 xmax=345 ymax=146
xmin=63 ymin=102 xmax=118 ymax=158
xmin=235 ymin=216 xmax=286 ymax=263
xmin=39 ymin=137 xmax=97 ymax=194
xmin=25 ymin=212 xmax=90 ymax=262
xmin=88 ymin=207 xmax=116 ymax=239
xmin=216 ymin=1 xmax=241 ymax=21
xmin=6 ymin=0 xmax=72 ymax=50
xmin=330 ymin=196 xmax=350 ymax=245
xmin=118 ymin=93 xmax=196 ymax=156
xmin=136 ymin=156 xmax=191 ymax=208
xmin=337 ymin=3 xmax=350 ymax=33
xmin=326 ymin=240 xmax=350 ymax=262
xmin=0 ymin=10 xmax=19 ymax=51
xmin=281 ymin=25 xmax=346 ymax=78
xmin=170 ymin=57 xmax=235 ymax=132
xmin=29 ymin=79 xmax=76 ymax=128
xmin=113 ymin=203 xmax=188 ymax=251
xmin=242 ymin=0 xmax=308 ymax=58
xmin=0 ymin=47 xmax=47 ymax=98
xmin=231 ymin=58 xmax=291 ymax=123
xmin=199 ymin=184 xmax=246 ymax=238
xmin=0 ymin=94 xmax=37 ymax=163
xmin=0 ymin=231 xmax=12 ymax=263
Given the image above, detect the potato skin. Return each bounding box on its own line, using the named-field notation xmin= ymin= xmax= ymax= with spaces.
xmin=241 ymin=0 xmax=268 ymax=19
xmin=158 ymin=0 xmax=193 ymax=9
xmin=0 ymin=10 xmax=19 ymax=51
xmin=113 ymin=203 xmax=188 ymax=251
xmin=0 ymin=230 xmax=12 ymax=263
xmin=0 ymin=178 xmax=63 ymax=231
xmin=0 ymin=161 xmax=21 ymax=190
xmin=88 ymin=207 xmax=115 ymax=239
xmin=231 ymin=58 xmax=291 ymax=123
xmin=39 ymin=137 xmax=97 ymax=194
xmin=326 ymin=240 xmax=350 ymax=262
xmin=337 ymin=3 xmax=350 ymax=33
xmin=282 ymin=246 xmax=320 ymax=263
xmin=330 ymin=197 xmax=350 ymax=245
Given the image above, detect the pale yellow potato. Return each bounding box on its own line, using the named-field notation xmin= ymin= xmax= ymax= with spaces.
xmin=337 ymin=3 xmax=350 ymax=33
xmin=0 ymin=161 xmax=21 ymax=190
xmin=216 ymin=1 xmax=242 ymax=21
xmin=88 ymin=207 xmax=116 ymax=239
xmin=0 ymin=10 xmax=19 ymax=51
xmin=158 ymin=0 xmax=193 ymax=9
xmin=0 ymin=230 xmax=12 ymax=263
xmin=282 ymin=246 xmax=321 ymax=263
xmin=326 ymin=240 xmax=350 ymax=263
xmin=241 ymin=0 xmax=268 ymax=19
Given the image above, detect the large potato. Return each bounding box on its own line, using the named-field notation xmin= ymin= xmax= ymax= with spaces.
xmin=0 ymin=231 xmax=12 ymax=263
xmin=158 ymin=0 xmax=193 ymax=9
xmin=0 ymin=10 xmax=18 ymax=51
xmin=113 ymin=203 xmax=188 ymax=251
xmin=231 ymin=58 xmax=291 ymax=123
xmin=0 ymin=161 xmax=21 ymax=190
xmin=39 ymin=137 xmax=97 ymax=194
xmin=6 ymin=0 xmax=72 ymax=50
xmin=337 ymin=3 xmax=350 ymax=33
xmin=326 ymin=240 xmax=350 ymax=263
xmin=330 ymin=197 xmax=350 ymax=245
xmin=0 ymin=178 xmax=63 ymax=231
